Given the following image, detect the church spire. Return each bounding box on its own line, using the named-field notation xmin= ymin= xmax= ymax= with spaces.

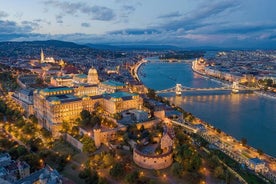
xmin=40 ymin=48 xmax=44 ymax=62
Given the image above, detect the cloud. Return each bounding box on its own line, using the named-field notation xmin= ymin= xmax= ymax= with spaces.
xmin=0 ymin=20 xmax=34 ymax=34
xmin=122 ymin=5 xmax=135 ymax=14
xmin=157 ymin=0 xmax=240 ymax=31
xmin=109 ymin=28 xmax=161 ymax=35
xmin=213 ymin=22 xmax=276 ymax=34
xmin=81 ymin=22 xmax=90 ymax=28
xmin=44 ymin=0 xmax=116 ymax=21
xmin=158 ymin=11 xmax=182 ymax=19
xmin=55 ymin=15 xmax=63 ymax=24
xmin=0 ymin=11 xmax=8 ymax=18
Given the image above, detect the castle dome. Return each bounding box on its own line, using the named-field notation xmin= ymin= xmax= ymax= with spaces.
xmin=87 ymin=68 xmax=99 ymax=85
xmin=88 ymin=68 xmax=98 ymax=74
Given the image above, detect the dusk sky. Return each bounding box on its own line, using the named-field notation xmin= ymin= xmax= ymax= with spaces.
xmin=0 ymin=0 xmax=276 ymax=48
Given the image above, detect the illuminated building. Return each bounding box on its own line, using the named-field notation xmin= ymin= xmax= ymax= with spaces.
xmin=33 ymin=86 xmax=102 ymax=137
xmin=50 ymin=68 xmax=100 ymax=87
xmin=50 ymin=75 xmax=73 ymax=87
xmin=12 ymin=89 xmax=34 ymax=116
xmin=99 ymin=80 xmax=125 ymax=93
xmin=74 ymin=84 xmax=99 ymax=97
xmin=102 ymin=91 xmax=143 ymax=114
xmin=133 ymin=123 xmax=174 ymax=170
xmin=33 ymin=86 xmax=141 ymax=136
xmin=192 ymin=57 xmax=206 ymax=72
xmin=87 ymin=68 xmax=100 ymax=85
xmin=40 ymin=49 xmax=44 ymax=63
xmin=73 ymin=74 xmax=88 ymax=84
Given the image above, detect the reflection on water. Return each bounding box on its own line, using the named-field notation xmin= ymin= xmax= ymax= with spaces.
xmin=140 ymin=58 xmax=276 ymax=157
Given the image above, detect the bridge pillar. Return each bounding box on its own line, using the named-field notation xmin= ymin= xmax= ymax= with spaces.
xmin=232 ymin=82 xmax=239 ymax=93
xmin=175 ymin=84 xmax=182 ymax=96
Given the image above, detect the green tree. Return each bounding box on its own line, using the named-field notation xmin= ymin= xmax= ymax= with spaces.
xmin=147 ymin=88 xmax=156 ymax=99
xmin=125 ymin=170 xmax=139 ymax=183
xmin=27 ymin=138 xmax=42 ymax=152
xmin=103 ymin=153 xmax=114 ymax=167
xmin=171 ymin=162 xmax=183 ymax=177
xmin=214 ymin=166 xmax=225 ymax=179
xmin=257 ymin=148 xmax=263 ymax=155
xmin=241 ymin=137 xmax=247 ymax=146
xmin=189 ymin=154 xmax=202 ymax=171
xmin=109 ymin=163 xmax=124 ymax=179
xmin=81 ymin=110 xmax=91 ymax=120
xmin=81 ymin=135 xmax=96 ymax=153
xmin=79 ymin=168 xmax=99 ymax=184
xmin=29 ymin=115 xmax=38 ymax=124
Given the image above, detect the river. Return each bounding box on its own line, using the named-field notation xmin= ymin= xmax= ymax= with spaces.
xmin=139 ymin=57 xmax=276 ymax=157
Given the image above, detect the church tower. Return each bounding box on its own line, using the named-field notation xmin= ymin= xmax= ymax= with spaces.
xmin=40 ymin=49 xmax=45 ymax=63
xmin=87 ymin=67 xmax=100 ymax=85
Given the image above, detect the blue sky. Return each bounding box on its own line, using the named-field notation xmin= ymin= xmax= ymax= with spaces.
xmin=0 ymin=0 xmax=276 ymax=48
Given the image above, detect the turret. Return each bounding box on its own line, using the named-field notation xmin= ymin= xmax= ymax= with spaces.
xmin=93 ymin=129 xmax=102 ymax=148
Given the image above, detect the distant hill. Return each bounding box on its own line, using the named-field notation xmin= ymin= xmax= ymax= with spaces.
xmin=0 ymin=40 xmax=95 ymax=60
xmin=85 ymin=43 xmax=182 ymax=50
xmin=0 ymin=40 xmax=88 ymax=49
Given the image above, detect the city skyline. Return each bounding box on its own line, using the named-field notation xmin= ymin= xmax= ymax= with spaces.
xmin=0 ymin=0 xmax=276 ymax=48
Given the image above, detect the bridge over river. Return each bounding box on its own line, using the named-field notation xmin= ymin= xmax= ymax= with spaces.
xmin=156 ymin=82 xmax=253 ymax=95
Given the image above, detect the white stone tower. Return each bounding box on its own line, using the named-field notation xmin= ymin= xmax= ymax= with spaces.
xmin=40 ymin=49 xmax=44 ymax=63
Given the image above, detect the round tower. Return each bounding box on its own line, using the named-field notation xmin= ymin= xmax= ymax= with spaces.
xmin=93 ymin=129 xmax=102 ymax=148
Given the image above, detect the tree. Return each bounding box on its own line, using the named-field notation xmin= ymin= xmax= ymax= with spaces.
xmin=257 ymin=148 xmax=263 ymax=155
xmin=125 ymin=170 xmax=139 ymax=183
xmin=103 ymin=153 xmax=114 ymax=167
xmin=214 ymin=166 xmax=225 ymax=179
xmin=189 ymin=154 xmax=202 ymax=171
xmin=79 ymin=168 xmax=99 ymax=184
xmin=241 ymin=137 xmax=247 ymax=146
xmin=109 ymin=163 xmax=124 ymax=179
xmin=61 ymin=121 xmax=70 ymax=132
xmin=171 ymin=162 xmax=183 ymax=177
xmin=29 ymin=115 xmax=38 ymax=124
xmin=81 ymin=110 xmax=91 ymax=120
xmin=27 ymin=138 xmax=42 ymax=152
xmin=81 ymin=135 xmax=96 ymax=153
xmin=147 ymin=88 xmax=156 ymax=99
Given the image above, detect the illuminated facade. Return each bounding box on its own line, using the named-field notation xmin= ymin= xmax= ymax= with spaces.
xmin=33 ymin=86 xmax=141 ymax=136
xmin=74 ymin=84 xmax=98 ymax=97
xmin=99 ymin=80 xmax=125 ymax=93
xmin=192 ymin=57 xmax=206 ymax=72
xmin=50 ymin=75 xmax=73 ymax=87
xmin=87 ymin=68 xmax=100 ymax=85
xmin=12 ymin=89 xmax=34 ymax=116
xmin=102 ymin=91 xmax=143 ymax=114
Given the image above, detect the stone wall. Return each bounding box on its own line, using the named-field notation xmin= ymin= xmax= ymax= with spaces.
xmin=133 ymin=148 xmax=173 ymax=170
xmin=64 ymin=133 xmax=83 ymax=151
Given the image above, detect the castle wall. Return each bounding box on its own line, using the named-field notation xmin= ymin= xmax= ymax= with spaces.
xmin=133 ymin=148 xmax=173 ymax=170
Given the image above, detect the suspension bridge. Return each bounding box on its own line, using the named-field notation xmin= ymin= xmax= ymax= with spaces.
xmin=156 ymin=82 xmax=249 ymax=95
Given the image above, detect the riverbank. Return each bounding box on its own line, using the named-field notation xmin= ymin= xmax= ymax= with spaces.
xmin=137 ymin=59 xmax=276 ymax=182
xmin=192 ymin=60 xmax=276 ymax=100
xmin=133 ymin=58 xmax=148 ymax=82
xmin=192 ymin=63 xmax=231 ymax=87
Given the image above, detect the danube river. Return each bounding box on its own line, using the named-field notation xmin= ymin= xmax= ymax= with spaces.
xmin=139 ymin=57 xmax=276 ymax=157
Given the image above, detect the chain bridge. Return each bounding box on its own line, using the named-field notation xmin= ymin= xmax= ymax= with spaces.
xmin=156 ymin=82 xmax=245 ymax=95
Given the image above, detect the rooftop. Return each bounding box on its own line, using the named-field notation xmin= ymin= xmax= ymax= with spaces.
xmin=75 ymin=74 xmax=87 ymax=79
xmin=53 ymin=75 xmax=73 ymax=79
xmin=41 ymin=86 xmax=73 ymax=93
xmin=102 ymin=80 xmax=124 ymax=87
xmin=108 ymin=91 xmax=137 ymax=99
xmin=249 ymin=157 xmax=265 ymax=165
xmin=47 ymin=94 xmax=80 ymax=103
